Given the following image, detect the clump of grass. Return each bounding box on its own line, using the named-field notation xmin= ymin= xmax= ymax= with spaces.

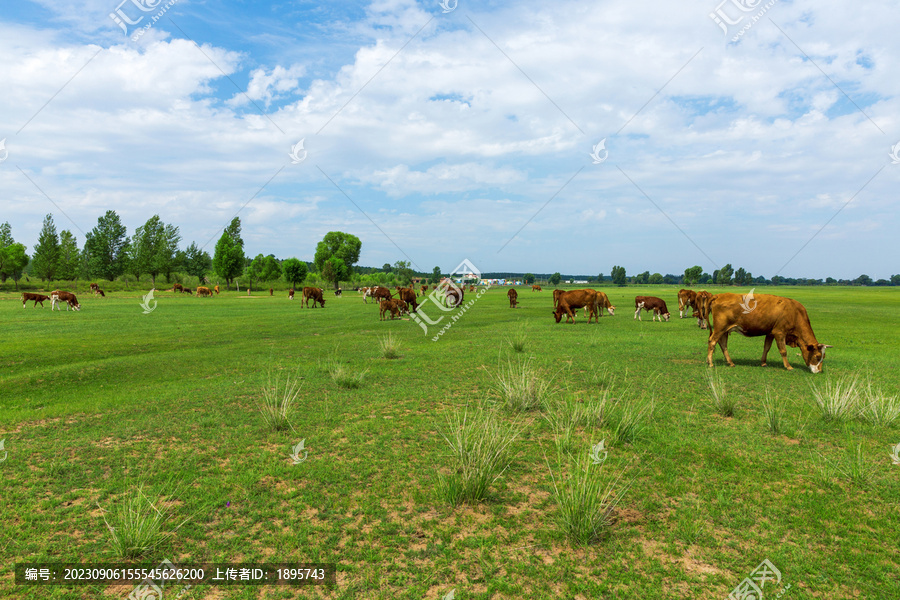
xmin=809 ymin=374 xmax=861 ymax=423
xmin=323 ymin=356 xmax=368 ymax=389
xmin=674 ymin=499 xmax=704 ymax=545
xmin=761 ymin=389 xmax=785 ymax=435
xmin=437 ymin=402 xmax=522 ymax=505
xmin=547 ymin=442 xmax=634 ymax=545
xmin=99 ymin=485 xmax=180 ymax=559
xmin=608 ymin=394 xmax=654 ymax=445
xmin=858 ymin=379 xmax=900 ymax=427
xmin=489 ymin=358 xmax=556 ymax=412
xmin=544 ymin=396 xmax=583 ymax=453
xmin=836 ymin=443 xmax=875 ymax=485
xmin=579 ymin=387 xmax=614 ymax=428
xmin=508 ymin=325 xmax=527 ymax=353
xmin=257 ymin=368 xmax=302 ymax=431
xmin=379 ymin=333 xmax=402 ymax=359
xmin=706 ymin=369 xmax=736 ymax=417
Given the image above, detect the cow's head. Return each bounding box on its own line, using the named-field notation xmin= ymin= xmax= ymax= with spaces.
xmin=607 ymin=305 xmax=616 ymax=316
xmin=802 ymin=343 xmax=832 ymax=373
xmin=553 ymin=310 xmax=563 ymax=323
xmin=662 ymin=312 xmax=670 ymax=322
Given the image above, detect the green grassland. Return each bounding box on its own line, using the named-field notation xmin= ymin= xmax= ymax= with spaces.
xmin=1 ymin=285 xmax=898 ymax=599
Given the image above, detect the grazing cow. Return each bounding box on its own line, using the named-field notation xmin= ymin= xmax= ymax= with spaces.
xmin=97 ymin=289 xmax=105 ymax=297
xmin=183 ymin=287 xmax=192 ymax=295
xmin=289 ymin=288 xmax=295 ymax=300
xmin=582 ymin=290 xmax=616 ymax=318
xmin=270 ymin=288 xmax=274 ymax=296
xmin=22 ymin=292 xmax=50 ymax=308
xmin=469 ymin=284 xmax=475 ymax=292
xmin=677 ymin=289 xmax=697 ymax=319
xmin=334 ymin=288 xmax=342 ymax=297
xmin=420 ymin=284 xmax=428 ymax=296
xmin=302 ymin=286 xmax=326 ymax=308
xmin=214 ymin=285 xmax=220 ymax=295
xmin=553 ymin=289 xmax=600 ymax=324
xmin=694 ymin=291 xmax=714 ymax=329
xmin=196 ymin=286 xmax=212 ymax=297
xmin=380 ymin=298 xmax=401 ymax=320
xmin=394 ymin=298 xmax=410 ymax=315
xmin=444 ymin=284 xmax=464 ymax=308
xmin=706 ymin=293 xmax=831 ymax=373
xmin=553 ymin=289 xmax=565 ymax=307
xmin=50 ymin=290 xmax=81 ymax=311
xmin=634 ymin=296 xmax=670 ymax=322
xmin=171 ymin=283 xmax=184 ymax=293
xmin=89 ymin=282 xmax=99 ymax=294
xmin=396 ymin=287 xmax=418 ymax=313
xmin=508 ymin=288 xmax=519 ymax=308
xmin=371 ymin=286 xmax=393 ymax=304
xmin=532 ymin=284 xmax=542 ymax=292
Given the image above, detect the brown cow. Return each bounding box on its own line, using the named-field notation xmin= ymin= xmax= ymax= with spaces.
xmin=396 ymin=287 xmax=418 ymax=313
xmin=508 ymin=288 xmax=518 ymax=308
xmin=706 ymin=292 xmax=831 ymax=373
xmin=532 ymin=284 xmax=542 ymax=292
xmin=371 ymin=286 xmax=392 ymax=304
xmin=677 ymin=289 xmax=697 ymax=319
xmin=183 ymin=287 xmax=193 ymax=295
xmin=394 ymin=298 xmax=410 ymax=315
xmin=288 ymin=288 xmax=295 ymax=300
xmin=420 ymin=284 xmax=429 ymax=296
xmin=553 ymin=289 xmax=565 ymax=307
xmin=302 ymin=286 xmax=325 ymax=308
xmin=89 ymin=282 xmax=99 ymax=293
xmin=214 ymin=285 xmax=220 ymax=295
xmin=196 ymin=286 xmax=213 ymax=297
xmin=270 ymin=288 xmax=274 ymax=296
xmin=694 ymin=291 xmax=714 ymax=329
xmin=50 ymin=290 xmax=81 ymax=311
xmin=22 ymin=292 xmax=50 ymax=308
xmin=171 ymin=283 xmax=184 ymax=293
xmin=553 ymin=289 xmax=599 ymax=324
xmin=444 ymin=284 xmax=464 ymax=308
xmin=469 ymin=284 xmax=475 ymax=292
xmin=380 ymin=298 xmax=401 ymax=320
xmin=634 ymin=296 xmax=670 ymax=322
xmin=582 ymin=290 xmax=616 ymax=318
xmin=96 ymin=289 xmax=105 ymax=297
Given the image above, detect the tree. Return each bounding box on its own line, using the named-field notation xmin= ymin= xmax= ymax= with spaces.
xmin=32 ymin=214 xmax=60 ymax=282
xmin=891 ymin=274 xmax=900 ymax=286
xmin=431 ymin=266 xmax=442 ymax=284
xmin=382 ymin=263 xmax=392 ymax=272
xmin=524 ymin=273 xmax=535 ymax=285
xmin=549 ymin=272 xmax=561 ymax=285
xmin=734 ymin=267 xmax=753 ymax=286
xmin=183 ymin=242 xmax=212 ymax=281
xmin=716 ymin=263 xmax=734 ymax=285
xmin=213 ymin=218 xmax=245 ymax=290
xmin=853 ymin=274 xmax=872 ymax=286
xmin=649 ymin=272 xmax=663 ymax=284
xmin=597 ymin=272 xmax=603 ymax=283
xmin=683 ymin=265 xmax=702 ymax=286
xmin=282 ymin=258 xmax=308 ymax=288
xmin=611 ymin=265 xmax=627 ymax=286
xmin=55 ymin=230 xmax=80 ymax=282
xmin=0 ymin=224 xmax=30 ymax=290
xmin=663 ymin=274 xmax=679 ymax=284
xmin=84 ymin=210 xmax=129 ymax=282
xmin=393 ymin=260 xmax=413 ymax=285
xmin=260 ymin=255 xmax=280 ymax=282
xmin=314 ymin=232 xmax=361 ymax=289
xmin=246 ymin=254 xmax=266 ymax=288
xmin=130 ymin=216 xmax=180 ymax=286
xmin=0 ymin=222 xmax=13 ymax=247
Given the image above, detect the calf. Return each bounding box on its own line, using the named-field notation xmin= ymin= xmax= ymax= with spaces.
xmin=677 ymin=289 xmax=697 ymax=319
xmin=508 ymin=288 xmax=519 ymax=308
xmin=97 ymin=289 xmax=105 ymax=297
xmin=693 ymin=291 xmax=713 ymax=329
xmin=553 ymin=289 xmax=599 ymax=324
xmin=22 ymin=292 xmax=50 ymax=308
xmin=289 ymin=288 xmax=295 ymax=300
xmin=196 ymin=286 xmax=212 ymax=297
xmin=270 ymin=288 xmax=274 ymax=296
xmin=50 ymin=290 xmax=81 ymax=311
xmin=171 ymin=283 xmax=184 ymax=293
xmin=634 ymin=296 xmax=670 ymax=322
xmin=302 ymin=286 xmax=326 ymax=308
xmin=532 ymin=284 xmax=542 ymax=292
xmin=394 ymin=298 xmax=410 ymax=315
xmin=371 ymin=286 xmax=392 ymax=304
xmin=380 ymin=298 xmax=401 ymax=320
xmin=582 ymin=290 xmax=615 ymax=318
xmin=420 ymin=284 xmax=429 ymax=296
xmin=214 ymin=285 xmax=220 ymax=295
xmin=334 ymin=288 xmax=342 ymax=296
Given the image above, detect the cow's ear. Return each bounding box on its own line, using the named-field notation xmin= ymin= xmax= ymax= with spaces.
xmin=820 ymin=344 xmax=833 ymax=349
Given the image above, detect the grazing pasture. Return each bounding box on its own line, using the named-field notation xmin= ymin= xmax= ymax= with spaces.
xmin=0 ymin=285 xmax=898 ymax=599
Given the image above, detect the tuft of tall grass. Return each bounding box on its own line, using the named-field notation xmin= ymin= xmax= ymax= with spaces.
xmin=761 ymin=389 xmax=785 ymax=435
xmin=547 ymin=442 xmax=635 ymax=545
xmin=544 ymin=396 xmax=583 ymax=454
xmin=379 ymin=333 xmax=402 ymax=360
xmin=257 ymin=368 xmax=302 ymax=431
xmin=608 ymin=394 xmax=654 ymax=445
xmin=99 ymin=485 xmax=181 ymax=559
xmin=323 ymin=356 xmax=368 ymax=389
xmin=508 ymin=325 xmax=527 ymax=353
xmin=858 ymin=379 xmax=900 ymax=427
xmin=706 ymin=369 xmax=736 ymax=417
xmin=436 ymin=402 xmax=522 ymax=505
xmin=809 ymin=375 xmax=861 ymax=423
xmin=489 ymin=358 xmax=556 ymax=412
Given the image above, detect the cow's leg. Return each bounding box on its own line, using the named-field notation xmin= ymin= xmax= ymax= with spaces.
xmin=774 ymin=336 xmax=793 ymax=370
xmin=761 ymin=335 xmax=775 ymax=367
xmin=718 ymin=332 xmax=735 ymax=366
xmin=634 ymin=305 xmax=642 ymax=320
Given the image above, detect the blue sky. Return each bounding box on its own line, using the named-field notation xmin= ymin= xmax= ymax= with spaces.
xmin=1 ymin=0 xmax=898 ymax=279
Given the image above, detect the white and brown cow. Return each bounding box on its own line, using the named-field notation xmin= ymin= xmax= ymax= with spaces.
xmin=634 ymin=296 xmax=670 ymax=322
xmin=50 ymin=290 xmax=81 ymax=311
xmin=22 ymin=292 xmax=51 ymax=308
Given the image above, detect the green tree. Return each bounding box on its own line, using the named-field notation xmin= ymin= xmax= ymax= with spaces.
xmin=0 ymin=222 xmax=13 ymax=247
xmin=0 ymin=223 xmax=30 ymax=289
xmin=891 ymin=274 xmax=900 ymax=286
xmin=314 ymin=232 xmax=361 ymax=290
xmin=523 ymin=273 xmax=535 ymax=285
xmin=56 ymin=230 xmax=80 ymax=281
xmin=130 ymin=216 xmax=181 ymax=286
xmin=393 ymin=260 xmax=413 ymax=285
xmin=32 ymin=214 xmax=60 ymax=283
xmin=382 ymin=263 xmax=392 ymax=272
xmin=84 ymin=210 xmax=129 ymax=282
xmin=734 ymin=267 xmax=753 ymax=286
xmin=649 ymin=272 xmax=663 ymax=284
xmin=549 ymin=272 xmax=561 ymax=285
xmin=431 ymin=266 xmax=442 ymax=284
xmin=261 ymin=255 xmax=280 ymax=282
xmin=611 ymin=265 xmax=627 ymax=286
xmin=213 ymin=218 xmax=245 ymax=290
xmin=282 ymin=258 xmax=308 ymax=288
xmin=183 ymin=242 xmax=212 ymax=281
xmin=597 ymin=272 xmax=603 ymax=283
xmin=716 ymin=263 xmax=734 ymax=285
xmin=683 ymin=265 xmax=702 ymax=286
xmin=853 ymin=274 xmax=872 ymax=286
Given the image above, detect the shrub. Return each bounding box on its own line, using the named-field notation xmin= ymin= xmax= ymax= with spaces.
xmin=379 ymin=333 xmax=402 ymax=360
xmin=489 ymin=358 xmax=556 ymax=412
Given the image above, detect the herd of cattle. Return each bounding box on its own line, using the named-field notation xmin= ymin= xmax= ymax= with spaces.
xmin=20 ymin=281 xmax=831 ymax=373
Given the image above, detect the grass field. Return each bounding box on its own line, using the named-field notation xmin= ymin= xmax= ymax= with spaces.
xmin=1 ymin=284 xmax=898 ymax=599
